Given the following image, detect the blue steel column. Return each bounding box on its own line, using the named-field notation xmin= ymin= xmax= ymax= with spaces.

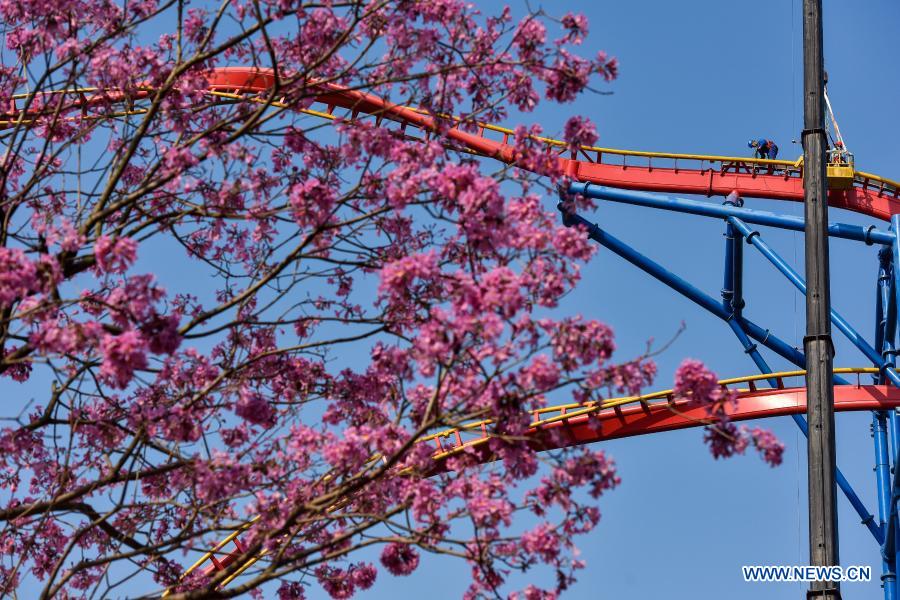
xmin=559 ymin=205 xmax=883 ymax=542
xmin=721 ymin=198 xmax=774 ymax=383
xmin=880 ymin=241 xmax=900 ymax=471
xmin=876 ymin=247 xmax=900 ymax=465
xmin=728 ymin=216 xmax=900 ymax=388
xmin=875 ymin=412 xmax=896 ymax=599
xmin=559 ymin=206 xmax=813 ymax=374
xmin=887 ymin=217 xmax=900 ymax=583
xmin=722 ymin=195 xmax=745 ymax=321
xmin=876 ymin=246 xmax=898 ymax=599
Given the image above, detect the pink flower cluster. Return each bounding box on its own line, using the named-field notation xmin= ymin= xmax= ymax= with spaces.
xmin=675 ymin=359 xmax=784 ymax=466
xmin=380 ymin=542 xmax=420 ymax=576
xmin=0 ymin=248 xmax=38 ymax=306
xmin=99 ymin=331 xmax=148 ymax=389
xmin=94 ymin=236 xmax=137 ymax=274
xmin=562 ymin=116 xmax=598 ymax=153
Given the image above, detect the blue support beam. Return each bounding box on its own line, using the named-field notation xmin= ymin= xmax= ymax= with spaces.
xmin=875 ymin=412 xmax=896 ymax=599
xmin=875 ymin=249 xmax=898 ymax=600
xmin=567 ymin=182 xmax=893 ymax=245
xmin=560 ymin=205 xmax=882 ymax=544
xmin=722 ymin=223 xmax=884 ymax=545
xmin=883 ymin=217 xmax=900 ymax=575
xmin=560 ymin=206 xmax=845 ymax=384
xmin=728 ymin=216 xmax=900 ymax=389
xmin=722 ymin=211 xmax=745 ymax=319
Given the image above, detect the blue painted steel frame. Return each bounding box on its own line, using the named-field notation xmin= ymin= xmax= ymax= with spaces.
xmin=881 ymin=215 xmax=900 ymax=597
xmin=728 ymin=216 xmax=900 ymax=388
xmin=567 ymin=183 xmax=893 ymax=245
xmin=559 ymin=206 xmax=811 ymax=371
xmin=557 ymin=195 xmax=896 ymax=594
xmin=558 ymin=205 xmax=887 ymax=539
xmin=875 ymin=245 xmax=898 ymax=599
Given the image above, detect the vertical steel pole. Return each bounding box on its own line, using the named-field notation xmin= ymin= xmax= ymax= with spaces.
xmin=877 ymin=249 xmax=897 ymax=599
xmin=802 ymin=1 xmax=840 ymax=598
xmin=888 ymin=217 xmax=900 ymax=575
xmin=875 ymin=412 xmax=897 ymax=600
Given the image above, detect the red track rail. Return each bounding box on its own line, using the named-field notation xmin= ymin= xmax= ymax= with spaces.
xmin=3 ymin=67 xmax=898 ymax=220
xmin=185 ymin=383 xmax=900 ymax=585
xmin=428 ymin=384 xmax=900 ymax=468
xmin=207 ymin=68 xmax=900 ymax=221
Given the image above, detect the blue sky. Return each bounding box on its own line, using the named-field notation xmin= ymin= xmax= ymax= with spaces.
xmin=373 ymin=1 xmax=900 ymax=599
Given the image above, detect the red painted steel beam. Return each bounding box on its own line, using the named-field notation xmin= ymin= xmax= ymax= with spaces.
xmin=194 ymin=385 xmax=899 ymax=576
xmin=207 ymin=68 xmax=900 ymax=221
xmin=4 ymin=66 xmax=898 ymax=221
xmin=566 ymin=160 xmax=897 ymax=221
xmin=432 ymin=385 xmax=900 ymax=472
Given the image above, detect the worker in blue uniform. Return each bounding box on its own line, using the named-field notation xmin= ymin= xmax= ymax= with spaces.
xmin=748 ymin=138 xmax=778 ymax=160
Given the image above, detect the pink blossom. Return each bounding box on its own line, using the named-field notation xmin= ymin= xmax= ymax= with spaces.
xmin=349 ymin=563 xmax=376 ymax=590
xmin=0 ymin=347 xmax=31 ymax=382
xmin=552 ymin=224 xmax=594 ymax=260
xmin=289 ymin=178 xmax=336 ymax=228
xmin=94 ymin=236 xmax=137 ymax=274
xmin=704 ymin=422 xmax=750 ymax=460
xmin=521 ymin=523 xmax=560 ymax=562
xmin=562 ymin=115 xmax=598 ymax=153
xmin=513 ymin=18 xmax=546 ymax=60
xmin=315 ymin=566 xmax=355 ymax=599
xmin=139 ymin=313 xmax=181 ymax=354
xmin=99 ymin=331 xmax=148 ymax=389
xmin=560 ymin=12 xmax=589 ymax=44
xmin=544 ymin=52 xmax=592 ymax=102
xmin=750 ymin=427 xmax=785 ymax=467
xmin=513 ymin=585 xmax=558 ymax=600
xmin=674 ymin=359 xmax=727 ymax=405
xmin=234 ymin=389 xmax=276 ymax=428
xmin=545 ymin=316 xmax=615 ymax=371
xmin=278 ymin=581 xmax=306 ymax=600
xmin=0 ymin=248 xmax=37 ymax=306
xmin=518 ymin=355 xmax=560 ymax=392
xmin=380 ymin=543 xmax=420 ymax=576
xmin=378 ymin=251 xmax=440 ymax=300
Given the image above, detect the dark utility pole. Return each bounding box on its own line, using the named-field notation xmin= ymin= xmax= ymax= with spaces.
xmin=802 ymin=1 xmax=840 ymax=599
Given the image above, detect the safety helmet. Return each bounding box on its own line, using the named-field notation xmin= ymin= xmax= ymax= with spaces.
xmin=747 ymin=140 xmax=757 ymax=147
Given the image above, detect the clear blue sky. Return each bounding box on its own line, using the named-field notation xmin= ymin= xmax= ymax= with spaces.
xmin=373 ymin=1 xmax=900 ymax=599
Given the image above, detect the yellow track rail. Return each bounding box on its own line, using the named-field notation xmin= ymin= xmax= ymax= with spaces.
xmin=3 ymin=87 xmax=898 ymax=198
xmin=421 ymin=367 xmax=879 ymax=459
xmin=167 ymin=366 xmax=880 ymax=596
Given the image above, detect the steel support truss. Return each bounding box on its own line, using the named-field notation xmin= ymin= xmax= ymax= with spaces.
xmin=564 ymin=183 xmax=900 ymax=599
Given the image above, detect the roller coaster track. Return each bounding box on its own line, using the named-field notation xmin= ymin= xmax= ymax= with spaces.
xmin=2 ymin=67 xmax=899 ymax=221
xmin=171 ymin=368 xmax=900 ymax=590
xmin=8 ymin=68 xmax=898 ymax=592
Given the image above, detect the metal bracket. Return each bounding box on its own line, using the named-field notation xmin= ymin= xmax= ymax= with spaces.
xmin=801 ymin=127 xmax=828 ymax=138
xmin=804 ymin=333 xmax=836 ymax=358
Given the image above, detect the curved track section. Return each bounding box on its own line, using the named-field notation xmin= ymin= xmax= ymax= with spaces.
xmin=176 ymin=369 xmax=895 ymax=590
xmin=2 ymin=67 xmax=898 ymax=220
xmin=427 ymin=383 xmax=900 ymax=468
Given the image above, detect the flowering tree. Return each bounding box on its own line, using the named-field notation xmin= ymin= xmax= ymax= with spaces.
xmin=0 ymin=1 xmax=782 ymax=598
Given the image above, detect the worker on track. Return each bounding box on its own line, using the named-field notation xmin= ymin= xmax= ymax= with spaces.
xmin=748 ymin=138 xmax=778 ymax=160
xmin=830 ymin=140 xmax=850 ymax=164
